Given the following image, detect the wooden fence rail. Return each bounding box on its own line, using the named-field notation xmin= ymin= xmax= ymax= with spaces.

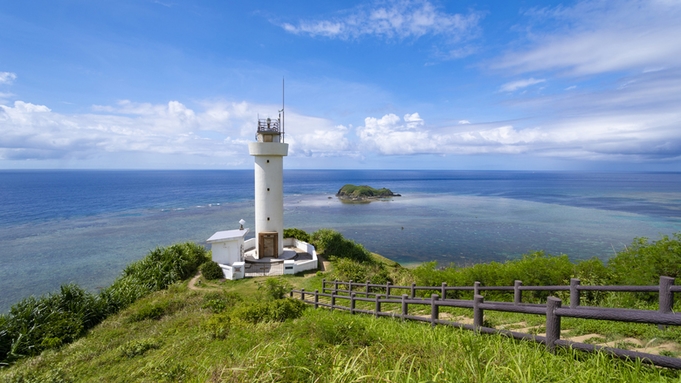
xmin=290 ymin=276 xmax=681 ymax=369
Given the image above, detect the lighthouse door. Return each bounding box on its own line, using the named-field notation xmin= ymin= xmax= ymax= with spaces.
xmin=259 ymin=232 xmax=278 ymax=258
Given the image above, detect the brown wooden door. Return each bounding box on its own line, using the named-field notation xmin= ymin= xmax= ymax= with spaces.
xmin=259 ymin=232 xmax=278 ymax=258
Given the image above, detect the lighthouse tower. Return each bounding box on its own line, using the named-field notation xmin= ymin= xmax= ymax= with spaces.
xmin=248 ymin=114 xmax=288 ymax=258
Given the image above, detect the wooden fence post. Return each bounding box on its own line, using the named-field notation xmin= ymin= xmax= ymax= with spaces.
xmin=570 ymin=278 xmax=580 ymax=309
xmin=474 ymin=281 xmax=480 ymax=297
xmin=289 ymin=290 xmax=293 ymax=298
xmin=350 ymin=293 xmax=356 ymax=315
xmin=514 ymin=280 xmax=522 ymax=305
xmin=473 ymin=295 xmax=484 ymax=329
xmin=410 ymin=283 xmax=416 ymax=299
xmin=401 ymin=294 xmax=408 ymax=320
xmin=375 ymin=294 xmax=381 ymax=317
xmin=545 ymin=297 xmax=562 ymax=353
xmin=366 ymin=281 xmax=370 ymax=297
xmin=314 ymin=290 xmax=319 ymax=309
xmin=334 ymin=280 xmax=338 ymax=294
xmin=386 ymin=281 xmax=392 ymax=297
xmin=431 ymin=294 xmax=439 ymax=327
xmin=659 ymin=276 xmax=675 ymax=330
xmin=322 ymin=279 xmax=326 ymax=294
xmin=441 ymin=282 xmax=447 ymax=300
xmin=301 ymin=288 xmax=305 ymax=301
xmin=331 ymin=291 xmax=336 ymax=311
xmin=348 ymin=280 xmax=353 ymax=292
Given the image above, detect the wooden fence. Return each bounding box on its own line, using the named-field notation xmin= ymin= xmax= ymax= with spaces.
xmin=290 ymin=276 xmax=681 ymax=369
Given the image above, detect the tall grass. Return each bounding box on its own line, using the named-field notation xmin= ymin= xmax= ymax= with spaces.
xmin=0 ymin=242 xmax=208 ymax=365
xmin=2 ymin=264 xmax=681 ymax=382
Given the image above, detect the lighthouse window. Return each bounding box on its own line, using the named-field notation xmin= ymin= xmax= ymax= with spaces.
xmin=267 ymin=217 xmax=270 ymax=221
xmin=267 ymin=188 xmax=270 ymax=191
xmin=267 ymin=160 xmax=270 ymax=163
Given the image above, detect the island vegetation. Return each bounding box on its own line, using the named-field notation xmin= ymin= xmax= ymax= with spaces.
xmin=336 ymin=184 xmax=400 ymax=202
xmin=1 ymin=232 xmax=681 ymax=382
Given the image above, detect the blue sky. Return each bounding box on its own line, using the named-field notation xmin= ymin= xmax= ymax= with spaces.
xmin=1 ymin=0 xmax=680 ymax=170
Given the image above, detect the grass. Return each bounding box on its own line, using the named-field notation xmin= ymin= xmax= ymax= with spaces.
xmin=3 ymin=273 xmax=681 ymax=383
xmin=3 ymin=231 xmax=681 ymax=381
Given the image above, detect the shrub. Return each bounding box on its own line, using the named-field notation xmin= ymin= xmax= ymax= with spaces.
xmin=100 ymin=242 xmax=208 ymax=314
xmin=199 ymin=261 xmax=224 ymax=280
xmin=0 ymin=284 xmax=100 ymax=360
xmin=120 ymin=242 xmax=209 ymax=292
xmin=0 ymin=242 xmax=208 ymax=365
xmin=310 ymin=229 xmax=372 ymax=263
xmin=127 ymin=301 xmax=169 ymax=322
xmin=259 ymin=278 xmax=292 ymax=300
xmin=232 ymin=298 xmax=307 ymax=324
xmin=332 ymin=258 xmax=392 ymax=285
xmin=118 ymin=339 xmax=160 ymax=358
xmin=202 ymin=292 xmax=242 ymax=314
xmin=203 ymin=313 xmax=232 ymax=339
xmin=412 ymin=252 xmax=575 ymax=301
xmin=310 ymin=315 xmax=373 ymax=347
xmin=283 ymin=228 xmax=310 ymax=242
xmin=608 ymin=234 xmax=681 ymax=285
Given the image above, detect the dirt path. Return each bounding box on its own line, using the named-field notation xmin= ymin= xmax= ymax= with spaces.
xmin=187 ymin=272 xmax=222 ymax=292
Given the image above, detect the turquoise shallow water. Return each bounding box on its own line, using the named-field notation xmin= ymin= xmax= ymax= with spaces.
xmin=1 ymin=170 xmax=680 ymax=312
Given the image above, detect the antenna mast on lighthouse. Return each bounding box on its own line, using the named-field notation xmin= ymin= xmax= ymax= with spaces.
xmin=280 ymin=77 xmax=285 ymax=143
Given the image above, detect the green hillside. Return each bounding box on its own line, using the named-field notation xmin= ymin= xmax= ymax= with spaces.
xmin=2 ymin=231 xmax=681 ymax=382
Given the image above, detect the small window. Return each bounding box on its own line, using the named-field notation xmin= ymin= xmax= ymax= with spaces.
xmin=267 ymin=188 xmax=270 ymax=191
xmin=267 ymin=217 xmax=270 ymax=221
xmin=267 ymin=160 xmax=270 ymax=163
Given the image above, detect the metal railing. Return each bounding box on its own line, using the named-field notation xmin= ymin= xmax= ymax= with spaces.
xmin=290 ymin=276 xmax=681 ymax=369
xmin=257 ymin=118 xmax=280 ymax=133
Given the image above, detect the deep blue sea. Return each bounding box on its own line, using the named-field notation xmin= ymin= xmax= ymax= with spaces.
xmin=1 ymin=170 xmax=680 ymax=312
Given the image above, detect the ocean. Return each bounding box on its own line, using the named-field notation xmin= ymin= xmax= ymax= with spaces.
xmin=1 ymin=170 xmax=680 ymax=313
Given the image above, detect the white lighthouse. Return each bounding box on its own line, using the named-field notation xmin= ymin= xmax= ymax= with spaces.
xmin=248 ymin=115 xmax=288 ymax=258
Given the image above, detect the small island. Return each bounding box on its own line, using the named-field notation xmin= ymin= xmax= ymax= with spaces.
xmin=336 ymin=184 xmax=401 ymax=202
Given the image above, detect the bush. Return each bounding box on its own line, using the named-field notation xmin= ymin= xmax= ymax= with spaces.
xmin=283 ymin=228 xmax=310 ymax=242
xmin=299 ymin=311 xmax=374 ymax=347
xmin=310 ymin=229 xmax=372 ymax=263
xmin=127 ymin=301 xmax=170 ymax=322
xmin=412 ymin=252 xmax=575 ymax=301
xmin=0 ymin=284 xmax=102 ymax=360
xmin=232 ymin=298 xmax=307 ymax=324
xmin=199 ymin=261 xmax=225 ymax=280
xmin=203 ymin=313 xmax=232 ymax=339
xmin=332 ymin=258 xmax=392 ymax=285
xmin=608 ymin=234 xmax=681 ymax=285
xmin=258 ymin=278 xmax=292 ymax=300
xmin=202 ymin=292 xmax=243 ymax=314
xmin=100 ymin=242 xmax=208 ymax=314
xmin=119 ymin=242 xmax=209 ymax=292
xmin=0 ymin=242 xmax=208 ymax=365
xmin=118 ymin=339 xmax=160 ymax=358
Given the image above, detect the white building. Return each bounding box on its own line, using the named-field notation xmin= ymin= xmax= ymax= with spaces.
xmin=206 ymin=113 xmax=317 ymax=279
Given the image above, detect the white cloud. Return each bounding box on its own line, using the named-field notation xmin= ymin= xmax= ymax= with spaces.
xmin=458 ymin=120 xmax=470 ymax=124
xmin=0 ymin=72 xmax=17 ymax=85
xmin=499 ymin=78 xmax=545 ymax=92
xmin=0 ymin=98 xmax=357 ymax=165
xmin=355 ymin=108 xmax=681 ymax=161
xmin=494 ymin=0 xmax=681 ymax=75
xmin=282 ymin=112 xmax=354 ymax=156
xmin=357 ymin=113 xmax=434 ymax=155
xmin=280 ymin=0 xmax=480 ymax=42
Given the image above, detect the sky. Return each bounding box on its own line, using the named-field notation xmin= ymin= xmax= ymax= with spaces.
xmin=1 ymin=0 xmax=680 ymax=170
